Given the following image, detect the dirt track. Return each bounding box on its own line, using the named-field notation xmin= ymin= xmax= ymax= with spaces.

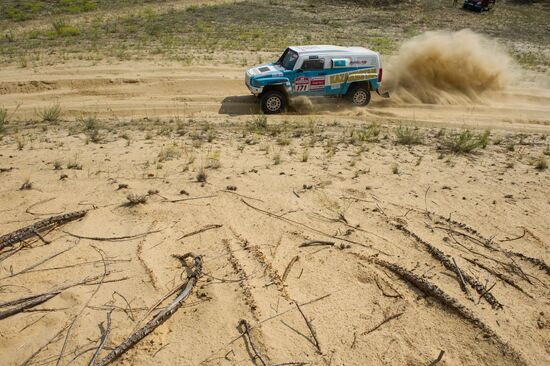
xmin=1 ymin=61 xmax=549 ymax=132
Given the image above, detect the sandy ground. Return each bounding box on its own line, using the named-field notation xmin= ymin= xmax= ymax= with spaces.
xmin=1 ymin=60 xmax=550 ymax=366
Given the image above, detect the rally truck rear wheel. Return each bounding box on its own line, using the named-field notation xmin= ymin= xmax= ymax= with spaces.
xmin=260 ymin=90 xmax=286 ymax=114
xmin=347 ymin=86 xmax=371 ymax=107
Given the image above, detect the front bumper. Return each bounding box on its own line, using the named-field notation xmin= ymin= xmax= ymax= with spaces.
xmin=245 ymin=71 xmax=263 ymax=95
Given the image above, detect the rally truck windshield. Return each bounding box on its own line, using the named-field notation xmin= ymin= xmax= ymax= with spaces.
xmin=277 ymin=48 xmax=299 ymax=70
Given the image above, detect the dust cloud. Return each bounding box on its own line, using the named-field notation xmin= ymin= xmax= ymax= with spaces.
xmin=385 ymin=30 xmax=516 ymax=104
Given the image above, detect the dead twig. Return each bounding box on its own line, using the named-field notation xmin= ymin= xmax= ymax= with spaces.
xmin=300 ymin=240 xmax=335 ymax=248
xmin=500 ymin=229 xmax=526 ymax=243
xmin=424 ymin=186 xmax=431 ymax=218
xmin=362 ymin=312 xmax=404 ymax=335
xmin=1 ymin=243 xmax=76 ymax=279
xmin=428 ymin=350 xmax=445 ymax=366
xmin=282 ymin=256 xmax=299 ymax=283
xmin=373 ymin=274 xmax=402 ymax=298
xmin=295 ymin=302 xmax=322 ymax=354
xmin=88 ymin=311 xmax=113 ymax=366
xmin=238 ymin=318 xmax=268 ymax=366
xmin=25 ymin=198 xmax=62 ymax=216
xmin=452 ymin=257 xmax=469 ymax=295
xmin=58 ymin=246 xmax=108 ymax=365
xmin=93 ymin=254 xmax=202 ymax=366
xmin=163 ymin=194 xmax=218 ymax=203
xmin=477 ymin=283 xmax=497 ymax=305
xmin=178 ymin=224 xmax=223 ymax=240
xmin=62 ymin=229 xmax=161 ymax=242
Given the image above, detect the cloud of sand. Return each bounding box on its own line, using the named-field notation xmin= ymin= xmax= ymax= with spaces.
xmin=385 ymin=30 xmax=516 ymax=104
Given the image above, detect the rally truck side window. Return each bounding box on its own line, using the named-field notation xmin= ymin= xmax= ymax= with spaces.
xmin=301 ymin=59 xmax=325 ymax=71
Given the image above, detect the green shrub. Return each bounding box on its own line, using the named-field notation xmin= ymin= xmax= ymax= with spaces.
xmin=440 ymin=129 xmax=490 ymax=154
xmin=51 ymin=20 xmax=80 ymax=37
xmin=350 ymin=123 xmax=380 ymax=144
xmin=394 ymin=126 xmax=423 ymax=145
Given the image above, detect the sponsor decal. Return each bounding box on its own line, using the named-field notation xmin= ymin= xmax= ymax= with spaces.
xmin=310 ymin=76 xmax=326 ymax=90
xmin=350 ymin=59 xmax=369 ymax=66
xmin=294 ymin=76 xmax=310 ymax=92
xmin=328 ymin=69 xmax=378 ymax=85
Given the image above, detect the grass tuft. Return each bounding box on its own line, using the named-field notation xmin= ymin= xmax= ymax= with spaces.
xmin=36 ymin=103 xmax=63 ymax=123
xmin=439 ymin=129 xmax=490 ymax=154
xmin=394 ymin=126 xmax=424 ymax=145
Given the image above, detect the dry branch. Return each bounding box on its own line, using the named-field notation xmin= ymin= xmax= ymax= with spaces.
xmin=300 ymin=240 xmax=335 ymax=248
xmin=295 ymin=302 xmax=322 ymax=354
xmin=2 ymin=244 xmax=75 ymax=279
xmin=362 ymin=312 xmax=404 ymax=335
xmin=0 ymin=210 xmax=87 ymax=251
xmin=463 ymin=257 xmax=530 ymax=296
xmin=0 ymin=291 xmax=61 ymax=320
xmin=88 ymin=311 xmax=113 ymax=366
xmin=508 ymin=251 xmax=550 ymax=277
xmin=282 ymin=256 xmax=299 ymax=283
xmin=373 ymin=259 xmax=525 ymax=365
xmin=451 ymin=257 xmax=469 ymax=295
xmin=239 ymin=318 xmax=268 ymax=366
xmin=62 ymin=229 xmax=161 ymax=242
xmin=178 ymin=224 xmax=223 ymax=240
xmin=92 ymin=254 xmax=203 ymax=366
xmin=240 ymin=199 xmax=385 ymax=254
xmin=0 ymin=275 xmax=115 ymax=320
xmin=428 ymin=350 xmax=445 ymax=366
xmin=163 ymin=194 xmax=217 ymax=203
xmin=393 ymin=223 xmax=502 ymax=309
xmin=500 ymin=229 xmax=526 ymax=242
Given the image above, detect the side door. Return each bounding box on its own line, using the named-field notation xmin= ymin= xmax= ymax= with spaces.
xmin=292 ymin=56 xmax=327 ymax=96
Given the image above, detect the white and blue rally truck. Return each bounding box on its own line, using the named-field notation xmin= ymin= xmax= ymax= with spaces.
xmin=245 ymin=45 xmax=388 ymax=114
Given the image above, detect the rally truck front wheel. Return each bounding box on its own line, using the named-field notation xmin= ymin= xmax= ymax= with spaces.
xmin=260 ymin=90 xmax=287 ymax=114
xmin=347 ymin=86 xmax=371 ymax=107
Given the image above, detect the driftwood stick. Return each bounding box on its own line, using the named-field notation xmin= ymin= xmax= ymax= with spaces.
xmin=428 ymin=350 xmax=445 ymax=366
xmin=62 ymin=229 xmax=161 ymax=242
xmin=178 ymin=224 xmax=223 ymax=240
xmin=238 ymin=318 xmax=268 ymax=366
xmin=295 ymin=302 xmax=322 ymax=354
xmin=282 ymin=256 xmax=299 ymax=283
xmin=88 ymin=311 xmax=113 ymax=366
xmin=362 ymin=312 xmax=404 ymax=335
xmin=452 ymin=257 xmax=469 ymax=295
xmin=0 ymin=210 xmax=87 ymax=251
xmin=300 ymin=240 xmax=335 ymax=248
xmin=93 ymin=255 xmax=203 ymax=366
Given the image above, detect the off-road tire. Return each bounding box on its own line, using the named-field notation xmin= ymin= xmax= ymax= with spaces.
xmin=347 ymin=86 xmax=371 ymax=107
xmin=260 ymin=90 xmax=286 ymax=114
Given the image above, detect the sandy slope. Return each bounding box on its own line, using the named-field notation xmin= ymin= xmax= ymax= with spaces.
xmin=0 ymin=61 xmax=549 ymax=366
xmin=1 ymin=61 xmax=549 ymax=132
